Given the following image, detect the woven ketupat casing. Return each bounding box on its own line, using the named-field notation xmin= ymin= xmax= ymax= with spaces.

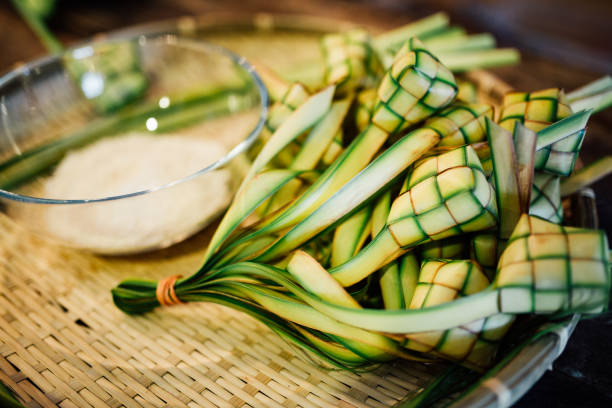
xmin=265 ymin=82 xmax=310 ymax=133
xmin=425 ymin=103 xmax=493 ymax=146
xmin=371 ymin=38 xmax=458 ymax=134
xmin=530 ymin=172 xmax=563 ymax=224
xmin=496 ymin=215 xmax=611 ymax=314
xmin=499 ymin=89 xmax=571 ymax=132
xmin=321 ymin=29 xmax=381 ymax=93
xmin=387 ymin=145 xmax=497 ymax=248
xmin=498 ymin=88 xmax=582 ymax=176
xmin=404 ymin=259 xmax=514 ymax=369
xmin=535 ymin=128 xmax=585 ymax=176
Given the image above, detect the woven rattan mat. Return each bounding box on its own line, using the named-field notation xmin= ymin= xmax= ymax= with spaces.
xmin=0 ymin=214 xmax=451 ymax=408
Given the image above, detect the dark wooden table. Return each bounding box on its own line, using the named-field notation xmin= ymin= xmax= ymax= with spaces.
xmin=2 ymin=0 xmax=611 ymax=406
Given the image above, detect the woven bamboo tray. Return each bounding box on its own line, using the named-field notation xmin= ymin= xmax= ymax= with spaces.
xmin=0 ymin=13 xmax=593 ymax=408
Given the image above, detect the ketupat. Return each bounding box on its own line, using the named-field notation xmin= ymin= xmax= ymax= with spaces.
xmin=465 ymin=102 xmax=593 ymax=180
xmin=499 ymin=88 xmax=581 ymax=176
xmin=112 ymin=17 xmax=612 ymax=381
xmin=330 ymin=144 xmax=497 ymax=287
xmin=404 ymin=259 xmax=514 ymax=370
xmin=495 ymin=215 xmax=610 ymax=314
xmin=425 ymin=103 xmax=493 ymax=146
xmin=321 ymin=28 xmax=381 ymax=94
xmin=371 ymin=38 xmax=457 ymax=133
xmin=351 ymin=62 xmax=487 ymax=139
xmin=316 ymin=12 xmax=519 ymax=95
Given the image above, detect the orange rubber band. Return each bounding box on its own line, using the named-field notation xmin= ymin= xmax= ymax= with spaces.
xmin=156 ymin=275 xmax=183 ymax=307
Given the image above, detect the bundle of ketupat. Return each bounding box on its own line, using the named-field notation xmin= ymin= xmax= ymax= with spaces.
xmin=112 ymin=13 xmax=611 ymax=391
xmin=283 ymin=12 xmax=521 ymax=91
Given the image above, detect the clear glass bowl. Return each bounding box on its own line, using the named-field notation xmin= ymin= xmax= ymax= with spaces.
xmin=0 ymin=33 xmax=268 ymax=254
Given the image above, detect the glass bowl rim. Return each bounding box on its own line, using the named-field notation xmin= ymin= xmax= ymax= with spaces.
xmin=0 ymin=33 xmax=269 ymax=205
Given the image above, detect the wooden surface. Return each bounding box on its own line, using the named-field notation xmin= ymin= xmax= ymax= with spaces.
xmin=1 ymin=1 xmax=611 ymax=407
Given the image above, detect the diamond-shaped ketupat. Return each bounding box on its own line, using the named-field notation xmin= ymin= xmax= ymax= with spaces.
xmin=424 ymin=103 xmax=493 ymax=146
xmin=404 ymin=259 xmax=514 ymax=370
xmin=536 ymin=128 xmax=586 ymax=176
xmin=499 ymin=88 xmax=572 ymax=132
xmin=498 ymin=88 xmax=583 ymax=176
xmin=329 ymin=144 xmax=497 ymax=287
xmin=495 ymin=215 xmax=611 ymax=314
xmin=388 ymin=144 xmax=497 ymax=247
xmin=321 ymin=29 xmax=382 ymax=94
xmin=370 ymin=38 xmax=458 ymax=134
